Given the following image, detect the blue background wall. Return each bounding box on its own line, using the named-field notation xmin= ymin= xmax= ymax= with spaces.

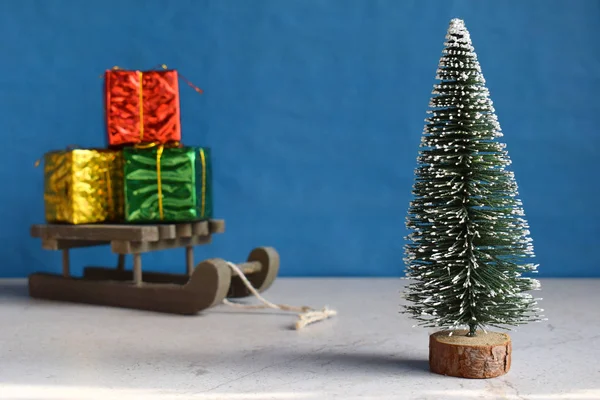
xmin=1 ymin=0 xmax=598 ymax=278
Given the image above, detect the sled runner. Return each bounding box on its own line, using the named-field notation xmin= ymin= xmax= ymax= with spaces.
xmin=28 ymin=219 xmax=279 ymax=315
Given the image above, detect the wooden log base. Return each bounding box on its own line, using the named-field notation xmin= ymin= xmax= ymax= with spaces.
xmin=28 ymin=258 xmax=232 ymax=315
xmin=429 ymin=330 xmax=512 ymax=379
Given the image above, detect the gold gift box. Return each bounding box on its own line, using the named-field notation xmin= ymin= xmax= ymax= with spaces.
xmin=43 ymin=149 xmax=124 ymax=224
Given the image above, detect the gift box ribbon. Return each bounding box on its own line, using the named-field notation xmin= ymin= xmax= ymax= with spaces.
xmin=135 ymin=142 xmax=207 ymax=220
xmin=108 ymin=65 xmax=203 ymax=145
xmin=36 ymin=146 xmax=118 ymax=214
xmin=155 ymin=145 xmax=165 ymax=220
xmin=133 ymin=141 xmax=179 ymax=220
xmin=199 ymin=148 xmax=207 ymax=218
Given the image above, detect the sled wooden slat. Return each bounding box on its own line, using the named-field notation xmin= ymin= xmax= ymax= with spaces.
xmin=193 ymin=221 xmax=210 ymax=236
xmin=209 ymin=220 xmax=225 ymax=234
xmin=111 ymin=235 xmax=213 ymax=254
xmin=177 ymin=224 xmax=194 ymax=238
xmin=41 ymin=239 xmax=110 ymax=250
xmin=156 ymin=225 xmax=178 ymax=240
xmin=31 ymin=224 xmax=161 ymax=242
xmin=31 ymin=220 xmax=220 ymax=246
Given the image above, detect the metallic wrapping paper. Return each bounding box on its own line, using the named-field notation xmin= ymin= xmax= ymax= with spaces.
xmin=44 ymin=149 xmax=124 ymax=224
xmin=105 ymin=69 xmax=181 ymax=147
xmin=123 ymin=146 xmax=213 ymax=222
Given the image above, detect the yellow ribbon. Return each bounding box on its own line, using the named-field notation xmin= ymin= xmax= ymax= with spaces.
xmin=137 ymin=71 xmax=144 ymax=142
xmin=105 ymin=66 xmax=146 ymax=143
xmin=134 ymin=141 xmax=180 ymax=149
xmin=199 ymin=148 xmax=206 ymax=218
xmin=104 ymin=64 xmax=203 ymax=145
xmin=156 ymin=145 xmax=165 ymax=220
xmin=137 ymin=144 xmax=203 ymax=220
xmin=133 ymin=143 xmax=179 ymax=220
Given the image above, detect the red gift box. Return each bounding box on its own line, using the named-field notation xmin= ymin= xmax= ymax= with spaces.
xmin=104 ymin=69 xmax=181 ymax=147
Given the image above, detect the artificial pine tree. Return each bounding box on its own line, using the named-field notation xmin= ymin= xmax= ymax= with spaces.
xmin=403 ymin=18 xmax=544 ymax=378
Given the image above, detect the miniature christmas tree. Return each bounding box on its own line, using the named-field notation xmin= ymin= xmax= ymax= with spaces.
xmin=402 ymin=18 xmax=544 ymax=378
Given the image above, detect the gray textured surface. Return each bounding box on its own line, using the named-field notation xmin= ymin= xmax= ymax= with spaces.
xmin=0 ymin=278 xmax=598 ymax=400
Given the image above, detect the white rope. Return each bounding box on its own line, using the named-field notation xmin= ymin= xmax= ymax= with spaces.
xmin=223 ymin=262 xmax=337 ymax=330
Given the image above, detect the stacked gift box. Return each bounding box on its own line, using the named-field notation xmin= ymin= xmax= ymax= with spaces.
xmin=42 ymin=67 xmax=212 ymax=225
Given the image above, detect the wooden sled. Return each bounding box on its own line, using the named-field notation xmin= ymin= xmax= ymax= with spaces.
xmin=28 ymin=219 xmax=279 ymax=315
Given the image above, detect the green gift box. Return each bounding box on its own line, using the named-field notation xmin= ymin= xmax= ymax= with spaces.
xmin=123 ymin=146 xmax=213 ymax=222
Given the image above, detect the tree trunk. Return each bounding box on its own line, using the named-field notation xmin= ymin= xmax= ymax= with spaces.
xmin=429 ymin=329 xmax=511 ymax=379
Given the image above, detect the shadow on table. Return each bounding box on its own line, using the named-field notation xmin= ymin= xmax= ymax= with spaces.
xmin=208 ymin=309 xmax=295 ymax=317
xmin=290 ymin=351 xmax=430 ymax=376
xmin=0 ymin=284 xmax=29 ymax=299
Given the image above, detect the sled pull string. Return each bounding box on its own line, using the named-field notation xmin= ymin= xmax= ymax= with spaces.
xmin=223 ymin=262 xmax=337 ymax=330
xmin=103 ymin=65 xmax=204 ymax=94
xmin=155 ymin=64 xmax=203 ymax=94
